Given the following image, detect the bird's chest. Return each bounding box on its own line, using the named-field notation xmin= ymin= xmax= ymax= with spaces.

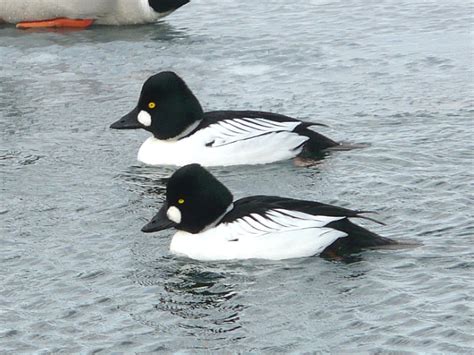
xmin=137 ymin=136 xmax=211 ymax=166
xmin=169 ymin=229 xmax=235 ymax=261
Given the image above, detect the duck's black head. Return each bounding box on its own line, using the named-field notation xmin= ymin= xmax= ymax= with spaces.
xmin=148 ymin=0 xmax=190 ymax=14
xmin=110 ymin=71 xmax=203 ymax=140
xmin=142 ymin=164 xmax=234 ymax=234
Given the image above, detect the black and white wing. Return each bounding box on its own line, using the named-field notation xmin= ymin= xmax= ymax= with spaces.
xmin=196 ymin=110 xmax=337 ymax=153
xmin=203 ymin=117 xmax=303 ymax=148
xmin=213 ymin=195 xmax=390 ymax=259
xmin=222 ymin=208 xmax=347 ymax=239
xmin=207 ymin=207 xmax=348 ymax=259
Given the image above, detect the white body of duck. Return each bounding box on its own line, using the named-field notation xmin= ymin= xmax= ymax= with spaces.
xmin=0 ymin=0 xmax=188 ymax=25
xmin=169 ymin=212 xmax=347 ymax=261
xmin=136 ymin=120 xmax=309 ymax=166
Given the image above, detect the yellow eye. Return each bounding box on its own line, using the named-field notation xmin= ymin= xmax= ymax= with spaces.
xmin=148 ymin=102 xmax=156 ymax=109
xmin=178 ymin=198 xmax=185 ymax=205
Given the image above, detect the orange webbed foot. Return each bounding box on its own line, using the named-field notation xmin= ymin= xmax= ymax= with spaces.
xmin=16 ymin=18 xmax=94 ymax=29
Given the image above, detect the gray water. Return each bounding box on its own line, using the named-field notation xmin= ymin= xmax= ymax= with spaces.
xmin=1 ymin=0 xmax=473 ymax=353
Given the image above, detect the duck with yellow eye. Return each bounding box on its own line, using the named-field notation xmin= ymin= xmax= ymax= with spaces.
xmin=110 ymin=71 xmax=343 ymax=167
xmin=110 ymin=72 xmax=204 ymax=143
xmin=141 ymin=164 xmax=399 ymax=261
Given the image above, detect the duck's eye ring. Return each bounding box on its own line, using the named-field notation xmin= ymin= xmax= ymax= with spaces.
xmin=148 ymin=102 xmax=156 ymax=109
xmin=178 ymin=198 xmax=185 ymax=205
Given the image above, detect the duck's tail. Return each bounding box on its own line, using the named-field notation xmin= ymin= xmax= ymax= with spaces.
xmin=321 ymin=218 xmax=397 ymax=258
xmin=295 ymin=124 xmax=339 ymax=155
xmin=294 ymin=123 xmax=370 ymax=158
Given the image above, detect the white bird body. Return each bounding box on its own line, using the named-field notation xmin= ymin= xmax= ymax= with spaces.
xmin=111 ymin=72 xmax=339 ymax=167
xmin=169 ymin=210 xmax=347 ymax=261
xmin=0 ymin=0 xmax=180 ymax=25
xmin=141 ymin=164 xmax=394 ymax=261
xmin=137 ymin=118 xmax=309 ymax=166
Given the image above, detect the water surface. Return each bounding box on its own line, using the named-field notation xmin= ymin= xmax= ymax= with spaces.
xmin=1 ymin=0 xmax=473 ymax=352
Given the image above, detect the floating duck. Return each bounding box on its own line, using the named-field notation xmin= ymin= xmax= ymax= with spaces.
xmin=0 ymin=0 xmax=189 ymax=29
xmin=111 ymin=71 xmax=343 ymax=167
xmin=141 ymin=164 xmax=397 ymax=261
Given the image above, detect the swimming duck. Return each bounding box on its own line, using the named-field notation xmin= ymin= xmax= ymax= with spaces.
xmin=110 ymin=71 xmax=342 ymax=167
xmin=0 ymin=0 xmax=189 ymax=29
xmin=141 ymin=164 xmax=396 ymax=260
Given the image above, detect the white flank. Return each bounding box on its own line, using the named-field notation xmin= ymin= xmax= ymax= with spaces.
xmin=137 ymin=117 xmax=309 ymax=166
xmin=137 ymin=110 xmax=152 ymax=127
xmin=166 ymin=206 xmax=182 ymax=224
xmin=169 ymin=209 xmax=347 ymax=260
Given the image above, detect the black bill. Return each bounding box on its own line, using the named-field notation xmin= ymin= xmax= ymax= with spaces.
xmin=141 ymin=202 xmax=177 ymax=233
xmin=110 ymin=106 xmax=141 ymax=129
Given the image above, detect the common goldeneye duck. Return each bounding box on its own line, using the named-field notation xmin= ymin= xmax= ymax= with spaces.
xmin=110 ymin=71 xmax=341 ymax=167
xmin=141 ymin=164 xmax=397 ymax=261
xmin=1 ymin=0 xmax=189 ymax=29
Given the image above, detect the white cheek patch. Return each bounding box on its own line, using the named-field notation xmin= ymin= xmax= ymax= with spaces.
xmin=138 ymin=110 xmax=152 ymax=127
xmin=167 ymin=206 xmax=182 ymax=224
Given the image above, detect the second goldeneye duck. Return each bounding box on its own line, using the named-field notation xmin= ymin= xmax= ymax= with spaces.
xmin=141 ymin=164 xmax=397 ymax=261
xmin=110 ymin=71 xmax=342 ymax=167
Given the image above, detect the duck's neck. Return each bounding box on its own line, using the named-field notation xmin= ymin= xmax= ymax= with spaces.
xmin=200 ymin=203 xmax=234 ymax=233
xmin=153 ymin=120 xmax=202 ymax=141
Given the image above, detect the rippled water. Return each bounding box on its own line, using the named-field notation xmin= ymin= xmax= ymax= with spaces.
xmin=1 ymin=0 xmax=473 ymax=352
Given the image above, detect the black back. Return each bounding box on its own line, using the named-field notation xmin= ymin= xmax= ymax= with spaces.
xmin=221 ymin=195 xmax=362 ymax=223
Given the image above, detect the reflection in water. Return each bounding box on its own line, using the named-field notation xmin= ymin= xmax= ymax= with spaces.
xmin=128 ymin=256 xmax=246 ymax=339
xmin=0 ymin=150 xmax=43 ymax=167
xmin=322 ymin=253 xmax=364 ymax=264
xmin=159 ymin=266 xmax=244 ymax=335
xmin=81 ymin=22 xmax=189 ymax=43
xmin=0 ymin=22 xmax=189 ymax=45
